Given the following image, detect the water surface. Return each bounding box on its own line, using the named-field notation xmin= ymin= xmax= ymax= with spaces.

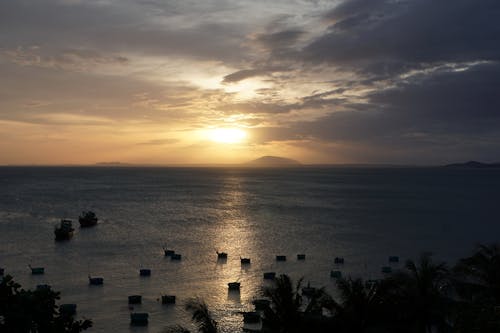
xmin=0 ymin=166 xmax=499 ymax=332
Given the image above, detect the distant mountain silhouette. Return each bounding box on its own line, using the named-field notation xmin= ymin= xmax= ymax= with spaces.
xmin=245 ymin=156 xmax=301 ymax=167
xmin=445 ymin=161 xmax=500 ymax=168
xmin=95 ymin=162 xmax=132 ymax=166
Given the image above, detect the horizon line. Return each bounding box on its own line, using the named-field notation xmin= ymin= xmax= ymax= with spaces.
xmin=0 ymin=162 xmax=462 ymax=168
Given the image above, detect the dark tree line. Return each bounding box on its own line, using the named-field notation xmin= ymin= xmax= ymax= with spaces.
xmin=166 ymin=244 xmax=500 ymax=333
xmin=0 ymin=275 xmax=92 ymax=333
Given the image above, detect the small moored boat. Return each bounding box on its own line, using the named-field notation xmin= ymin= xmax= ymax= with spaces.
xmin=252 ymin=299 xmax=270 ymax=311
xmin=330 ymin=270 xmax=342 ymax=279
xmin=88 ymin=275 xmax=103 ymax=285
xmin=243 ymin=311 xmax=261 ymax=323
xmin=381 ymin=266 xmax=392 ymax=274
xmin=29 ymin=265 xmax=45 ymax=275
xmin=128 ymin=295 xmax=142 ymax=304
xmin=228 ymin=282 xmax=241 ymax=291
xmin=388 ymin=256 xmax=399 ymax=263
xmin=130 ymin=313 xmax=148 ymax=326
xmin=163 ymin=247 xmax=175 ymax=256
xmin=217 ymin=251 xmax=228 ymax=259
xmin=161 ymin=295 xmax=176 ymax=304
xmin=334 ymin=257 xmax=345 ymax=264
xmin=301 ymin=282 xmax=316 ymax=297
xmin=54 ymin=219 xmax=74 ymax=241
xmin=36 ymin=284 xmax=51 ymax=290
xmin=79 ymin=211 xmax=98 ymax=227
xmin=60 ymin=304 xmax=77 ymax=316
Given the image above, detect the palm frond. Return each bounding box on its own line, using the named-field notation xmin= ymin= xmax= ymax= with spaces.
xmin=185 ymin=298 xmax=217 ymax=333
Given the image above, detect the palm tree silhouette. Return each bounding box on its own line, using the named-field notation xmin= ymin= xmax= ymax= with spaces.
xmin=389 ymin=252 xmax=451 ymax=333
xmin=454 ymin=243 xmax=500 ymax=302
xmin=261 ymin=274 xmax=332 ymax=333
xmin=329 ymin=277 xmax=390 ymax=332
xmin=452 ymin=243 xmax=500 ymax=331
xmin=162 ymin=298 xmax=217 ymax=333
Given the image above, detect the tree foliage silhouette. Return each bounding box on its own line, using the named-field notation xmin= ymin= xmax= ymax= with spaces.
xmin=0 ymin=275 xmax=92 ymax=333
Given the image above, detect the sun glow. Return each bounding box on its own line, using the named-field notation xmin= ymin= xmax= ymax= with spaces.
xmin=208 ymin=128 xmax=247 ymax=143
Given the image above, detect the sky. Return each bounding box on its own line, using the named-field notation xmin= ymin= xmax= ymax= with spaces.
xmin=1 ymin=0 xmax=500 ymax=165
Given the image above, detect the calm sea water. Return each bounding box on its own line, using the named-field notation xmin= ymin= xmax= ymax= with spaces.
xmin=0 ymin=166 xmax=499 ymax=332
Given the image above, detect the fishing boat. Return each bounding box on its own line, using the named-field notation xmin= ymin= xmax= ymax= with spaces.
xmin=388 ymin=256 xmax=400 ymax=263
xmin=243 ymin=311 xmax=261 ymax=323
xmin=29 ymin=265 xmax=45 ymax=275
xmin=54 ymin=219 xmax=74 ymax=240
xmin=59 ymin=304 xmax=77 ymax=316
xmin=217 ymin=251 xmax=228 ymax=259
xmin=252 ymin=299 xmax=270 ymax=311
xmin=330 ymin=270 xmax=342 ymax=279
xmin=128 ymin=295 xmax=142 ymax=304
xmin=161 ymin=295 xmax=176 ymax=304
xmin=36 ymin=284 xmax=51 ymax=290
xmin=88 ymin=275 xmax=104 ymax=285
xmin=163 ymin=246 xmax=175 ymax=256
xmin=78 ymin=211 xmax=98 ymax=227
xmin=228 ymin=282 xmax=241 ymax=291
xmin=334 ymin=257 xmax=345 ymax=264
xmin=130 ymin=313 xmax=148 ymax=326
xmin=381 ymin=266 xmax=392 ymax=273
xmin=301 ymin=282 xmax=316 ymax=297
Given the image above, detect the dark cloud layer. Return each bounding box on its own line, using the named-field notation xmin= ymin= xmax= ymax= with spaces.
xmin=257 ymin=62 xmax=500 ymax=163
xmin=305 ymin=0 xmax=500 ymax=75
xmin=0 ymin=0 xmax=251 ymax=63
xmin=283 ymin=0 xmax=500 ymax=162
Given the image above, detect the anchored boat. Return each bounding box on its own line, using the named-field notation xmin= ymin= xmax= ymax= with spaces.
xmin=79 ymin=211 xmax=98 ymax=227
xmin=54 ymin=219 xmax=74 ymax=241
xmin=228 ymin=282 xmax=241 ymax=291
xmin=130 ymin=313 xmax=148 ymax=326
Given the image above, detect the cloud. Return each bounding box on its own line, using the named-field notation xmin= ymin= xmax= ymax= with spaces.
xmin=0 ymin=0 xmax=253 ymax=64
xmin=239 ymin=59 xmax=500 ymax=163
xmin=1 ymin=46 xmax=128 ymax=71
xmin=254 ymin=29 xmax=305 ymax=51
xmin=137 ymin=138 xmax=180 ymax=145
xmin=222 ymin=69 xmax=268 ymax=83
xmin=302 ymin=0 xmax=500 ymax=78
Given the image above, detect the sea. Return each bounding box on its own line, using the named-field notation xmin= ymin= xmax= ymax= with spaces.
xmin=0 ymin=166 xmax=499 ymax=332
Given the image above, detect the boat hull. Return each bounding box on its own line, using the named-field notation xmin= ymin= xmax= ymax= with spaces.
xmin=54 ymin=219 xmax=74 ymax=240
xmin=130 ymin=313 xmax=148 ymax=326
xmin=161 ymin=295 xmax=176 ymax=304
xmin=79 ymin=219 xmax=98 ymax=227
xmin=79 ymin=211 xmax=98 ymax=227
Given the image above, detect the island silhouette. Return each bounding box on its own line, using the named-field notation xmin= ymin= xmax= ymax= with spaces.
xmin=245 ymin=156 xmax=301 ymax=167
xmin=445 ymin=161 xmax=500 ymax=168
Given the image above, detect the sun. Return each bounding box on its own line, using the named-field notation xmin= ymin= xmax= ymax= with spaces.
xmin=208 ymin=128 xmax=247 ymax=144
